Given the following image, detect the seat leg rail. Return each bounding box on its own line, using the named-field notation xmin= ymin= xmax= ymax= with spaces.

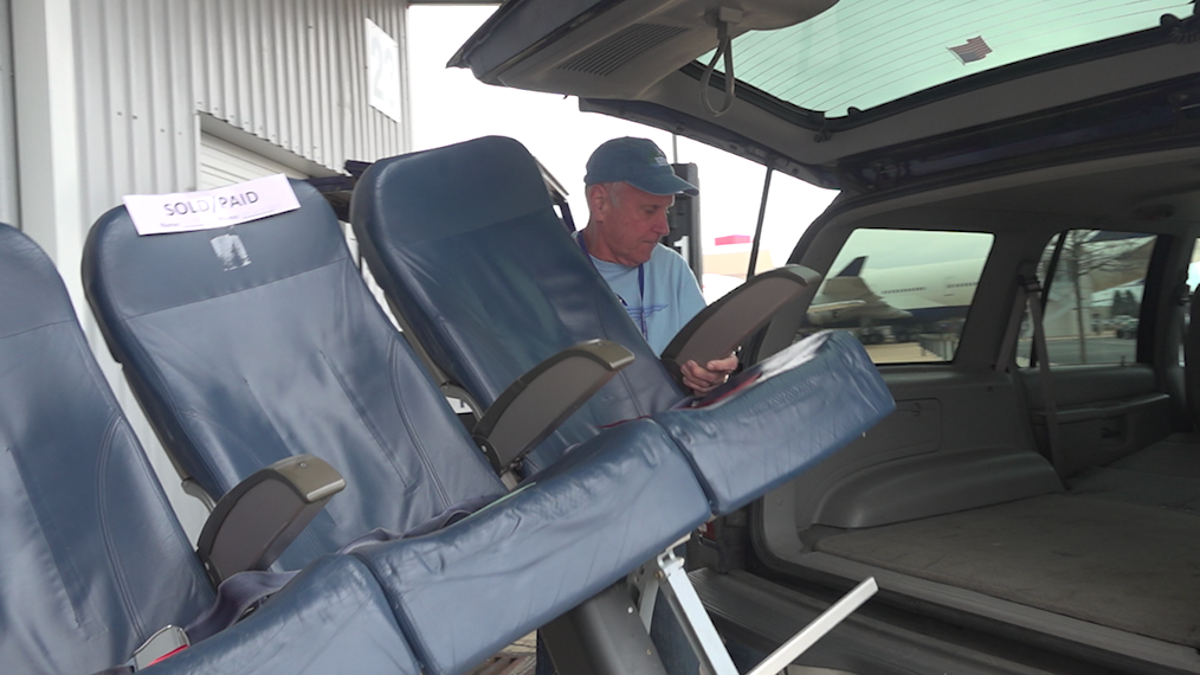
xmin=633 ymin=544 xmax=877 ymax=675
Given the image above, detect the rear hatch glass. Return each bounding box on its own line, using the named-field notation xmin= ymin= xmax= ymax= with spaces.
xmin=704 ymin=0 xmax=1194 ymax=118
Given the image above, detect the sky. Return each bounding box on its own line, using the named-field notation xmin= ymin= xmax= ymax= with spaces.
xmin=830 ymin=229 xmax=997 ymax=272
xmin=405 ymin=5 xmax=838 ymax=281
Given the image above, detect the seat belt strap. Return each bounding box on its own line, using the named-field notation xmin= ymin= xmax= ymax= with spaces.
xmin=101 ymin=493 xmax=499 ymax=673
xmin=1021 ymin=270 xmax=1065 ymax=476
xmin=185 ymin=570 xmax=300 ymax=644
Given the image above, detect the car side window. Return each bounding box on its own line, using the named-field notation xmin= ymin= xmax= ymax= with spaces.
xmin=1020 ymin=229 xmax=1155 ymax=366
xmin=799 ymin=229 xmax=993 ymax=364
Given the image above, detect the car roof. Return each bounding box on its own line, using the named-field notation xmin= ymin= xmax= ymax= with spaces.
xmin=454 ymin=0 xmax=1200 ymax=192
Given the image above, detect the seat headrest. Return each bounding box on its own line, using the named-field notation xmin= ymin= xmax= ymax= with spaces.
xmin=352 ymin=136 xmax=553 ymax=244
xmin=84 ymin=179 xmax=346 ymax=319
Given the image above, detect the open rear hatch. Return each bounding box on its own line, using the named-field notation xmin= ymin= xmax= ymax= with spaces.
xmin=453 ymin=0 xmax=1200 ymax=193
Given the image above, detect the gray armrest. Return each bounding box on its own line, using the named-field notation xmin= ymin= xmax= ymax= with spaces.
xmin=661 ymin=265 xmax=820 ymax=384
xmin=473 ymin=339 xmax=634 ymax=474
xmin=197 ymin=454 xmax=345 ymax=583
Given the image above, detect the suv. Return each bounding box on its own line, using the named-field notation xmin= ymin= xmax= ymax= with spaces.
xmin=453 ymin=2 xmax=1200 ymax=673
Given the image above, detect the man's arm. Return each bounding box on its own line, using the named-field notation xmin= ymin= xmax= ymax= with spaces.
xmin=670 ymin=253 xmax=738 ymax=394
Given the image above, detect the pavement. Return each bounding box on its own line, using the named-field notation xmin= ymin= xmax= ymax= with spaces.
xmin=464 ymin=633 xmax=536 ymax=675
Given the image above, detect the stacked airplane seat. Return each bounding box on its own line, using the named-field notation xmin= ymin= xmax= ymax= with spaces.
xmin=349 ymin=135 xmax=895 ymax=514
xmin=0 ymin=223 xmax=420 ymax=675
xmin=83 ymin=180 xmax=713 ymax=674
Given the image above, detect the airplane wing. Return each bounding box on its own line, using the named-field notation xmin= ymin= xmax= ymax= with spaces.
xmin=807 ymin=257 xmax=913 ymax=324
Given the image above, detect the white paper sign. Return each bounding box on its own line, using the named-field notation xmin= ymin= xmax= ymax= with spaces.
xmin=123 ymin=174 xmax=301 ymax=236
xmin=365 ymin=18 xmax=402 ymax=122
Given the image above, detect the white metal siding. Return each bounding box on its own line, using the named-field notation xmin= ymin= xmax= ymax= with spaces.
xmin=72 ymin=0 xmax=409 ymax=228
xmin=0 ymin=0 xmax=18 ymax=226
xmin=199 ymin=133 xmax=307 ymax=189
xmin=59 ymin=0 xmax=411 ymax=541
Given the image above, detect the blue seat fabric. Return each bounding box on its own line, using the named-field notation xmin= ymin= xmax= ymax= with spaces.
xmin=143 ymin=556 xmax=421 ymax=675
xmin=0 ymin=224 xmax=420 ymax=675
xmin=353 ymin=418 xmax=710 ymax=675
xmin=83 ymin=182 xmax=713 ymax=675
xmin=654 ymin=330 xmax=894 ymax=514
xmin=0 ymin=223 xmax=213 ymax=675
xmin=350 ymin=135 xmax=896 ymax=513
xmin=351 ymin=135 xmax=682 ymax=474
xmin=84 ymin=185 xmax=507 ymax=570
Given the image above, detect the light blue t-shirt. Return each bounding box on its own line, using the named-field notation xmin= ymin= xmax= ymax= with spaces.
xmin=577 ymin=236 xmax=707 ymax=355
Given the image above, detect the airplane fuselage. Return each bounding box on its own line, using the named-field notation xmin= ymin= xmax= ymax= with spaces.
xmin=809 ymin=258 xmax=981 ymax=333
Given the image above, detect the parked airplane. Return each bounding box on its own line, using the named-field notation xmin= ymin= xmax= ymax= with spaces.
xmin=807 ymin=256 xmax=983 ymax=341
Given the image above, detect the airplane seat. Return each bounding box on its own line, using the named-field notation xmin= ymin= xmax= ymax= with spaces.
xmin=84 ymin=181 xmax=507 ymax=570
xmin=0 ymin=222 xmax=212 ymax=674
xmin=350 ymin=135 xmax=896 ymax=513
xmin=82 ymin=181 xmax=714 ymax=674
xmin=352 ymin=134 xmax=681 ymax=474
xmin=0 ymin=223 xmax=421 ymax=675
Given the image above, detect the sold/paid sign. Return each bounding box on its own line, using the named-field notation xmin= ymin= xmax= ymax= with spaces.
xmin=123 ymin=174 xmax=301 ymax=236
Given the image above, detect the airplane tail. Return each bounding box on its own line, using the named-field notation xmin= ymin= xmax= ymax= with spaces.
xmin=836 ymin=256 xmax=866 ymax=277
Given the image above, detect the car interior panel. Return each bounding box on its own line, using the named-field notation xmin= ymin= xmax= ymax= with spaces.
xmin=752 ymin=151 xmax=1200 ymax=672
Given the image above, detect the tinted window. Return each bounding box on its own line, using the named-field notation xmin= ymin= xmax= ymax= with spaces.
xmin=1020 ymin=230 xmax=1155 ymax=366
xmin=800 ymin=229 xmax=993 ymax=364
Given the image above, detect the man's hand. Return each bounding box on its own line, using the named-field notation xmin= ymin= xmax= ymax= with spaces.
xmin=680 ymin=353 xmax=739 ymax=395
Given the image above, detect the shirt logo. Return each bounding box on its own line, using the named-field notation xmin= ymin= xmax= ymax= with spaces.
xmin=623 ymin=303 xmax=668 ymax=326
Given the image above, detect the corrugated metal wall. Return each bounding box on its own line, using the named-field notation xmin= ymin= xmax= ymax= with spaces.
xmin=72 ymin=0 xmax=409 ymax=222
xmin=63 ymin=0 xmax=411 ymax=540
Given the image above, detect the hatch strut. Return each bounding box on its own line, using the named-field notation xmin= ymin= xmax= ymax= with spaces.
xmin=746 ymin=166 xmax=773 ymax=280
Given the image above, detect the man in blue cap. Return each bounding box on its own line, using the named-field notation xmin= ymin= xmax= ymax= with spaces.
xmin=577 ymin=136 xmax=737 ymax=394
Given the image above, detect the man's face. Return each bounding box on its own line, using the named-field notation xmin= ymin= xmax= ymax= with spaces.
xmin=590 ymin=182 xmax=674 ymax=266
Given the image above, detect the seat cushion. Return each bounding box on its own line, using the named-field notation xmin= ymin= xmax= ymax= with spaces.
xmin=353 ymin=418 xmax=710 ymax=675
xmin=653 ymin=331 xmax=896 ymax=514
xmin=143 ymin=556 xmax=421 ymax=675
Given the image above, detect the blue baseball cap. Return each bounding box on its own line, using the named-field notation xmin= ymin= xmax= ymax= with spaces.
xmin=584 ymin=137 xmax=699 ymax=196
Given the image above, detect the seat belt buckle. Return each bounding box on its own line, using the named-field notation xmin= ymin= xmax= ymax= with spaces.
xmin=132 ymin=625 xmax=190 ymax=670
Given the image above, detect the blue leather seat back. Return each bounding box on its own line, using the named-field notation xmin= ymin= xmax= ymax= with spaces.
xmin=352 ymin=136 xmax=683 ymax=472
xmin=0 ymin=224 xmax=213 ymax=675
xmin=83 ymin=181 xmax=505 ymax=569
